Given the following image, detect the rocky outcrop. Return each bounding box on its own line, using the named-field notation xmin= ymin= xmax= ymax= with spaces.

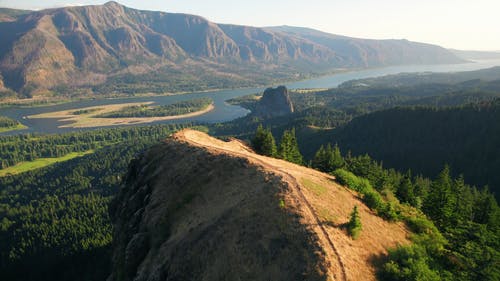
xmin=254 ymin=86 xmax=294 ymax=118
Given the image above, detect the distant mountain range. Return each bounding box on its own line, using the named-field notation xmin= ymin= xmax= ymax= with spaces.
xmin=449 ymin=49 xmax=500 ymax=60
xmin=0 ymin=1 xmax=466 ymax=98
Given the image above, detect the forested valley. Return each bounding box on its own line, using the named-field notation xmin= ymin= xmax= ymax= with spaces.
xmin=0 ymin=125 xmax=194 ymax=280
xmin=1 ymin=67 xmax=499 ymax=281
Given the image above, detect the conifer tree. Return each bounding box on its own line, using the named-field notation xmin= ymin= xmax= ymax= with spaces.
xmin=278 ymin=128 xmax=303 ymax=165
xmin=452 ymin=175 xmax=474 ymax=223
xmin=251 ymin=124 xmax=277 ymax=157
xmin=347 ymin=205 xmax=362 ymax=239
xmin=312 ymin=143 xmax=344 ymax=173
xmin=423 ymin=165 xmax=455 ymax=228
xmin=396 ymin=171 xmax=416 ymax=206
xmin=328 ymin=143 xmax=345 ymax=171
xmin=312 ymin=145 xmax=327 ymax=171
xmin=261 ymin=129 xmax=277 ymax=157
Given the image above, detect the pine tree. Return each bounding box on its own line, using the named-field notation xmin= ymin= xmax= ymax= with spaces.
xmin=251 ymin=124 xmax=266 ymax=154
xmin=278 ymin=128 xmax=303 ymax=165
xmin=423 ymin=165 xmax=455 ymax=229
xmin=312 ymin=145 xmax=327 ymax=171
xmin=251 ymin=124 xmax=277 ymax=157
xmin=261 ymin=129 xmax=277 ymax=157
xmin=347 ymin=205 xmax=362 ymax=239
xmin=452 ymin=175 xmax=474 ymax=223
xmin=473 ymin=188 xmax=499 ymax=228
xmin=397 ymin=171 xmax=416 ymax=206
xmin=312 ymin=143 xmax=344 ymax=173
xmin=328 ymin=143 xmax=345 ymax=171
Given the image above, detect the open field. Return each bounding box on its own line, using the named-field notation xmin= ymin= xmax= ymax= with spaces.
xmin=0 ymin=123 xmax=27 ymax=133
xmin=27 ymin=101 xmax=214 ymax=128
xmin=0 ymin=150 xmax=94 ymax=177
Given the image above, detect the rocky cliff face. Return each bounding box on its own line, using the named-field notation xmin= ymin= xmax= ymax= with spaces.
xmin=108 ymin=129 xmax=410 ymax=281
xmin=254 ymin=86 xmax=294 ymax=118
xmin=0 ymin=2 xmax=463 ymax=95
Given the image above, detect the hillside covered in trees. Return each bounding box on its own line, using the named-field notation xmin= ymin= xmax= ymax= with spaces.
xmin=0 ymin=125 xmax=191 ymax=281
xmin=324 ymin=100 xmax=500 ymax=197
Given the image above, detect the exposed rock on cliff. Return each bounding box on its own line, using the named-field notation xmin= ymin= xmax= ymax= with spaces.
xmin=254 ymin=86 xmax=294 ymax=118
xmin=0 ymin=2 xmax=463 ymax=95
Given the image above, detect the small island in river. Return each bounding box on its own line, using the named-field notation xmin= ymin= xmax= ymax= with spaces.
xmin=28 ymin=98 xmax=214 ymax=128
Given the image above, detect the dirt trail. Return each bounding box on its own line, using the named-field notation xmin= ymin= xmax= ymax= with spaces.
xmin=173 ymin=129 xmax=410 ymax=281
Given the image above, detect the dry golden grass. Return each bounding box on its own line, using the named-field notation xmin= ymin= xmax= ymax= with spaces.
xmin=173 ymin=129 xmax=410 ymax=281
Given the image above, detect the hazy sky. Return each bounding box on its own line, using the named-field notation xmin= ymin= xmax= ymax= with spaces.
xmin=1 ymin=0 xmax=499 ymax=50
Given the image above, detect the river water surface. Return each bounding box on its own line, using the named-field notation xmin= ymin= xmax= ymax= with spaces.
xmin=1 ymin=59 xmax=500 ymax=135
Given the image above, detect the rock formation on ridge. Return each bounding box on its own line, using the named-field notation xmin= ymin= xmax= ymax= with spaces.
xmin=254 ymin=86 xmax=294 ymax=118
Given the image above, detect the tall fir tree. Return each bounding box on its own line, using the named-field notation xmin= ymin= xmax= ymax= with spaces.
xmin=312 ymin=145 xmax=327 ymax=171
xmin=312 ymin=143 xmax=344 ymax=173
xmin=261 ymin=129 xmax=277 ymax=157
xmin=278 ymin=128 xmax=303 ymax=165
xmin=251 ymin=124 xmax=277 ymax=157
xmin=423 ymin=165 xmax=455 ymax=229
xmin=452 ymin=175 xmax=474 ymax=223
xmin=396 ymin=171 xmax=416 ymax=206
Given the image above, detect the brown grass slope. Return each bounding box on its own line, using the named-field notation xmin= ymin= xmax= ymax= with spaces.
xmin=109 ymin=129 xmax=409 ymax=281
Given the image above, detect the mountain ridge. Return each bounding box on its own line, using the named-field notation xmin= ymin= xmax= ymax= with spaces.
xmin=0 ymin=1 xmax=464 ymax=98
xmin=109 ymin=129 xmax=409 ymax=281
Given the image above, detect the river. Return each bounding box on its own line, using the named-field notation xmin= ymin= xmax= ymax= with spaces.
xmin=1 ymin=59 xmax=500 ymax=135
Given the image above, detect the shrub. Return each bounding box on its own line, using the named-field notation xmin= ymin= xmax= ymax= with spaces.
xmin=379 ymin=202 xmax=399 ymax=221
xmin=379 ymin=244 xmax=443 ymax=281
xmin=333 ymin=169 xmax=372 ymax=193
xmin=363 ymin=191 xmax=383 ymax=210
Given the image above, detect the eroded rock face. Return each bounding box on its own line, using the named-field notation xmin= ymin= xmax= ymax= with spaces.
xmin=254 ymin=86 xmax=294 ymax=118
xmin=108 ymin=137 xmax=327 ymax=281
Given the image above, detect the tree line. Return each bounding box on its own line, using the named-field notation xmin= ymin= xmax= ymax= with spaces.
xmin=251 ymin=124 xmax=302 ymax=165
xmin=0 ymin=125 xmax=187 ymax=169
xmin=0 ymin=116 xmax=19 ymax=128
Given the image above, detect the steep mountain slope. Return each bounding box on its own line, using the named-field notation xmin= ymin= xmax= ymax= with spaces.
xmin=310 ymin=100 xmax=500 ymax=197
xmin=0 ymin=1 xmax=462 ymax=97
xmin=109 ymin=129 xmax=409 ymax=281
xmin=268 ymin=26 xmax=464 ymax=67
xmin=0 ymin=8 xmax=31 ymax=22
